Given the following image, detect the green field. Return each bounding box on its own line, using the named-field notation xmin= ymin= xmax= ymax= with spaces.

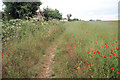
xmin=2 ymin=19 xmax=119 ymax=78
xmin=53 ymin=21 xmax=119 ymax=78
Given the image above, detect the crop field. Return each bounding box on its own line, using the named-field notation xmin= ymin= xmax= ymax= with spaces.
xmin=2 ymin=19 xmax=120 ymax=78
xmin=104 ymin=20 xmax=120 ymax=23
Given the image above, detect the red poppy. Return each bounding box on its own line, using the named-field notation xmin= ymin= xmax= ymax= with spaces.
xmin=111 ymin=44 xmax=114 ymax=46
xmin=118 ymin=45 xmax=120 ymax=46
xmin=116 ymin=48 xmax=119 ymax=50
xmin=88 ymin=63 xmax=91 ymax=65
xmin=99 ymin=47 xmax=100 ymax=49
xmin=100 ymin=55 xmax=103 ymax=58
xmin=111 ymin=49 xmax=113 ymax=51
xmin=114 ymin=51 xmax=116 ymax=53
xmin=117 ymin=72 xmax=120 ymax=75
xmin=77 ymin=67 xmax=80 ymax=70
xmin=76 ymin=45 xmax=78 ymax=48
xmin=112 ymin=38 xmax=114 ymax=40
xmin=2 ymin=54 xmax=3 ymax=56
xmin=116 ymin=57 xmax=119 ymax=59
xmin=111 ymin=67 xmax=114 ymax=69
xmin=111 ymin=52 xmax=113 ymax=54
xmin=94 ymin=52 xmax=96 ymax=54
xmin=91 ymin=55 xmax=93 ymax=57
xmin=105 ymin=43 xmax=108 ymax=47
xmin=97 ymin=51 xmax=100 ymax=54
xmin=116 ymin=41 xmax=117 ymax=43
xmin=91 ymin=53 xmax=93 ymax=55
xmin=88 ymin=51 xmax=90 ymax=53
xmin=109 ymin=55 xmax=111 ymax=57
xmin=5 ymin=46 xmax=7 ymax=48
xmin=86 ymin=32 xmax=88 ymax=33
xmin=95 ymin=41 xmax=97 ymax=43
xmin=105 ymin=45 xmax=108 ymax=47
xmin=75 ymin=40 xmax=76 ymax=42
xmin=91 ymin=41 xmax=93 ymax=43
xmin=83 ymin=68 xmax=85 ymax=70
xmin=104 ymin=56 xmax=107 ymax=58
xmin=65 ymin=35 xmax=67 ymax=37
xmin=74 ymin=65 xmax=77 ymax=68
xmin=113 ymin=53 xmax=116 ymax=56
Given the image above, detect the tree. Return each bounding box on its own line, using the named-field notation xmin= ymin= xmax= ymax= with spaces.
xmin=67 ymin=14 xmax=72 ymax=21
xmin=72 ymin=18 xmax=79 ymax=21
xmin=89 ymin=19 xmax=94 ymax=21
xmin=96 ymin=19 xmax=101 ymax=21
xmin=3 ymin=2 xmax=42 ymax=20
xmin=43 ymin=7 xmax=62 ymax=21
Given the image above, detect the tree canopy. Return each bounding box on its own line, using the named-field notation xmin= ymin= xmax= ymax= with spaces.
xmin=3 ymin=2 xmax=42 ymax=20
xmin=43 ymin=7 xmax=62 ymax=21
xmin=67 ymin=14 xmax=72 ymax=21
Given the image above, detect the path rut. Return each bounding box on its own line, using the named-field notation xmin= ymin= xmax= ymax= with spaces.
xmin=36 ymin=42 xmax=58 ymax=78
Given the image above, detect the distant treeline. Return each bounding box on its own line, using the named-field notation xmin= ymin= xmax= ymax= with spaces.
xmin=1 ymin=2 xmax=62 ymax=21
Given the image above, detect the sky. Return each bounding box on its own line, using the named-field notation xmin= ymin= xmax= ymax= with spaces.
xmin=40 ymin=0 xmax=119 ymax=21
xmin=0 ymin=0 xmax=119 ymax=21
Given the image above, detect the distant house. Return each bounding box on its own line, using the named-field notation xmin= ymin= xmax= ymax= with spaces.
xmin=33 ymin=10 xmax=43 ymax=20
xmin=60 ymin=18 xmax=68 ymax=22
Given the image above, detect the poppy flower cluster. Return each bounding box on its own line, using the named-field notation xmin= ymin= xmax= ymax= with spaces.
xmin=74 ymin=63 xmax=91 ymax=71
xmin=65 ymin=33 xmax=119 ymax=76
xmin=87 ymin=37 xmax=120 ymax=75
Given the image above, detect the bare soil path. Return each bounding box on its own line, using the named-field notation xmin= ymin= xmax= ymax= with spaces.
xmin=36 ymin=39 xmax=60 ymax=78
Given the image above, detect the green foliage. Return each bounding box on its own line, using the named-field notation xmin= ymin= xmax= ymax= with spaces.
xmin=71 ymin=18 xmax=79 ymax=21
xmin=3 ymin=2 xmax=42 ymax=20
xmin=43 ymin=7 xmax=62 ymax=21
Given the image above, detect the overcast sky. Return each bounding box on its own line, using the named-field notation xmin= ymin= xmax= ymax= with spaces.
xmin=40 ymin=0 xmax=119 ymax=21
xmin=0 ymin=0 xmax=119 ymax=21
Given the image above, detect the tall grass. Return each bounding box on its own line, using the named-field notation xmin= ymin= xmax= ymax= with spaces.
xmin=2 ymin=19 xmax=64 ymax=78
